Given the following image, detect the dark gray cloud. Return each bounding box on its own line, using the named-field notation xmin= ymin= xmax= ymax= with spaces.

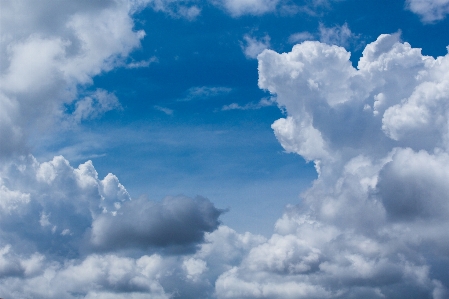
xmin=0 ymin=155 xmax=224 ymax=260
xmin=89 ymin=196 xmax=225 ymax=251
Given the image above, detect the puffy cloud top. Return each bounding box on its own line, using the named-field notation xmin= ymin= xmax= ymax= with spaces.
xmin=0 ymin=0 xmax=144 ymax=157
xmin=212 ymin=33 xmax=449 ymax=299
xmin=0 ymin=155 xmax=224 ymax=258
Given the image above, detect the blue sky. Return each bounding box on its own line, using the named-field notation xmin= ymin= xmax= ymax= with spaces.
xmin=1 ymin=0 xmax=449 ymax=298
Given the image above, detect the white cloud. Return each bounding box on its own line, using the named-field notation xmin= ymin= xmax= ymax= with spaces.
xmin=288 ymin=31 xmax=315 ymax=44
xmin=211 ymin=0 xmax=281 ymax=17
xmin=406 ymin=0 xmax=449 ymax=23
xmin=71 ymin=89 xmax=122 ymax=122
xmin=126 ymin=56 xmax=158 ymax=69
xmin=154 ymin=105 xmax=174 ymax=115
xmin=241 ymin=34 xmax=271 ymax=59
xmin=0 ymin=0 xmax=145 ymax=157
xmin=318 ymin=23 xmax=357 ymax=48
xmin=0 ymin=155 xmax=223 ymax=256
xmin=222 ymin=98 xmax=275 ymax=110
xmin=213 ymin=34 xmax=449 ymax=298
xmin=132 ymin=0 xmax=202 ymax=20
xmin=179 ymin=86 xmax=233 ymax=101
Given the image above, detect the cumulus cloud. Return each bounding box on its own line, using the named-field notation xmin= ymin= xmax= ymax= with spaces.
xmin=0 ymin=155 xmax=223 ymax=257
xmin=406 ymin=0 xmax=449 ymax=23
xmin=0 ymin=0 xmax=145 ymax=158
xmin=212 ymin=33 xmax=449 ymax=298
xmin=90 ymin=195 xmax=224 ymax=251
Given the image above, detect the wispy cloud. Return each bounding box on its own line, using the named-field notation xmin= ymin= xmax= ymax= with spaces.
xmin=125 ymin=56 xmax=158 ymax=69
xmin=241 ymin=34 xmax=271 ymax=59
xmin=288 ymin=31 xmax=315 ymax=43
xmin=154 ymin=105 xmax=174 ymax=115
xmin=222 ymin=98 xmax=275 ymax=111
xmin=178 ymin=86 xmax=233 ymax=101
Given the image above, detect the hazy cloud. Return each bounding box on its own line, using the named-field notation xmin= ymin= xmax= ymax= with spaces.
xmin=406 ymin=0 xmax=449 ymax=23
xmin=222 ymin=98 xmax=275 ymax=110
xmin=179 ymin=86 xmax=233 ymax=101
xmin=241 ymin=34 xmax=271 ymax=59
xmin=211 ymin=0 xmax=281 ymax=17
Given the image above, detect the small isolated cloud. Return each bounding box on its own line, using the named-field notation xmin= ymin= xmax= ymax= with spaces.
xmin=288 ymin=31 xmax=315 ymax=43
xmin=222 ymin=98 xmax=275 ymax=110
xmin=126 ymin=56 xmax=158 ymax=69
xmin=154 ymin=105 xmax=174 ymax=115
xmin=179 ymin=86 xmax=233 ymax=101
xmin=71 ymin=89 xmax=122 ymax=122
xmin=406 ymin=0 xmax=449 ymax=23
xmin=132 ymin=0 xmax=201 ymax=20
xmin=241 ymin=34 xmax=271 ymax=59
xmin=318 ymin=22 xmax=357 ymax=48
xmin=211 ymin=0 xmax=281 ymax=17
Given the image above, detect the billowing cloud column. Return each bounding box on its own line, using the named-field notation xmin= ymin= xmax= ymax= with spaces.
xmin=215 ymin=34 xmax=449 ymax=299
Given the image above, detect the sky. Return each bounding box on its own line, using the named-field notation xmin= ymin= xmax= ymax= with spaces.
xmin=1 ymin=0 xmax=449 ymax=298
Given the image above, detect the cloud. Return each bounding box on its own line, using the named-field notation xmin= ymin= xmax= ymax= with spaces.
xmin=288 ymin=31 xmax=315 ymax=44
xmin=125 ymin=56 xmax=158 ymax=69
xmin=209 ymin=0 xmax=338 ymax=17
xmin=154 ymin=105 xmax=174 ymax=115
xmin=288 ymin=23 xmax=358 ymax=49
xmin=241 ymin=34 xmax=271 ymax=59
xmin=130 ymin=0 xmax=201 ymax=19
xmin=71 ymin=89 xmax=122 ymax=123
xmin=90 ymin=195 xmax=225 ymax=251
xmin=318 ymin=22 xmax=357 ymax=48
xmin=0 ymin=0 xmax=145 ymax=158
xmin=222 ymin=98 xmax=275 ymax=110
xmin=406 ymin=0 xmax=449 ymax=23
xmin=212 ymin=33 xmax=449 ymax=298
xmin=178 ymin=86 xmax=233 ymax=101
xmin=0 ymin=155 xmax=224 ymax=258
xmin=210 ymin=0 xmax=281 ymax=17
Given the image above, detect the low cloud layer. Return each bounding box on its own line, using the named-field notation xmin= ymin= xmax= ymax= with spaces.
xmin=0 ymin=156 xmax=223 ymax=256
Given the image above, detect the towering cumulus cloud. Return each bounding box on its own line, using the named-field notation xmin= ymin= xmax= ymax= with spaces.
xmin=214 ymin=34 xmax=449 ymax=298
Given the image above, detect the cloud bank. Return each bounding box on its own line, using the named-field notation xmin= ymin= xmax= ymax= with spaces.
xmin=0 ymin=155 xmax=227 ymax=298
